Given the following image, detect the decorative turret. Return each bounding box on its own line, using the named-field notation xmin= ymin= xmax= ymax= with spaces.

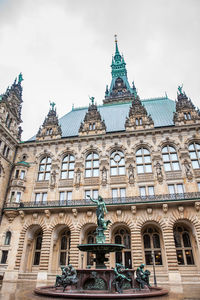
xmin=79 ymin=97 xmax=106 ymax=136
xmin=125 ymin=95 xmax=154 ymax=131
xmin=0 ymin=73 xmax=23 ymax=141
xmin=103 ymin=35 xmax=134 ymax=105
xmin=36 ymin=102 xmax=62 ymax=140
xmin=173 ymin=85 xmax=200 ymax=125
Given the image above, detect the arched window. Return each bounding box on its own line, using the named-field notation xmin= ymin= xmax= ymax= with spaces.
xmin=37 ymin=157 xmax=52 ymax=181
xmin=114 ymin=228 xmax=132 ymax=269
xmin=61 ymin=154 xmax=75 ymax=179
xmin=59 ymin=230 xmax=71 ymax=266
xmin=136 ymin=147 xmax=152 ymax=174
xmin=33 ymin=231 xmax=43 ymax=266
xmin=162 ymin=145 xmax=180 ymax=171
xmin=110 ymin=150 xmax=125 ymax=176
xmin=173 ymin=225 xmax=195 ymax=265
xmin=143 ymin=227 xmax=162 ymax=265
xmin=189 ymin=142 xmax=200 ymax=169
xmin=87 ymin=229 xmax=96 ymax=266
xmin=4 ymin=231 xmax=11 ymax=245
xmin=85 ymin=152 xmax=99 ymax=177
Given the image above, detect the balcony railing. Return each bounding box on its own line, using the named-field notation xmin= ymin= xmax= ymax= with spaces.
xmin=3 ymin=192 xmax=200 ymax=210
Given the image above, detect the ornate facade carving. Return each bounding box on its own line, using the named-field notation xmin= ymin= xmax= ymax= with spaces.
xmin=173 ymin=86 xmax=200 ymax=125
xmin=125 ymin=95 xmax=154 ymax=131
xmin=36 ymin=102 xmax=62 ymax=141
xmin=79 ymin=98 xmax=106 ymax=136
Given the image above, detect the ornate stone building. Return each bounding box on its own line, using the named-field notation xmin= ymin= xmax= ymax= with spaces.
xmin=0 ymin=38 xmax=200 ymax=292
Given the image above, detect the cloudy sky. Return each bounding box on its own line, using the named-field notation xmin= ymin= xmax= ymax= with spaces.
xmin=0 ymin=0 xmax=200 ymax=140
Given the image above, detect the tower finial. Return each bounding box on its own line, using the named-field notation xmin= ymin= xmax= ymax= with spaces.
xmin=114 ymin=34 xmax=117 ymax=43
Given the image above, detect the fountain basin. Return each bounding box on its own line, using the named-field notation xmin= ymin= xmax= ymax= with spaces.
xmin=35 ymin=286 xmax=169 ymax=298
xmin=78 ymin=243 xmax=125 ymax=253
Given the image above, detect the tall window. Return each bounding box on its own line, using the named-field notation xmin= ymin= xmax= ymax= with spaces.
xmin=59 ymin=230 xmax=71 ymax=266
xmin=33 ymin=231 xmax=43 ymax=266
xmin=110 ymin=150 xmax=125 ymax=176
xmin=16 ymin=192 xmax=21 ymax=203
xmin=38 ymin=157 xmax=51 ymax=181
xmin=136 ymin=148 xmax=152 ymax=174
xmin=189 ymin=142 xmax=200 ymax=169
xmin=85 ymin=152 xmax=99 ymax=177
xmin=5 ymin=231 xmax=11 ymax=245
xmin=174 ymin=225 xmax=194 ymax=265
xmin=114 ymin=228 xmax=132 ymax=269
xmin=1 ymin=250 xmax=8 ymax=264
xmin=59 ymin=191 xmax=72 ymax=204
xmin=143 ymin=227 xmax=162 ymax=265
xmin=61 ymin=154 xmax=75 ymax=179
xmin=162 ymin=145 xmax=180 ymax=171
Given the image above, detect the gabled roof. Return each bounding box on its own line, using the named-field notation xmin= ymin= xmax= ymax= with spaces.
xmin=28 ymin=96 xmax=175 ymax=141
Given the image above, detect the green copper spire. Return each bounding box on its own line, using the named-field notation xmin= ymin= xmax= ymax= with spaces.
xmin=104 ymin=35 xmax=134 ymax=104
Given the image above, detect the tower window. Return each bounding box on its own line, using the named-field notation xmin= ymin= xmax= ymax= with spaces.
xmin=1 ymin=250 xmax=8 ymax=264
xmin=5 ymin=231 xmax=11 ymax=245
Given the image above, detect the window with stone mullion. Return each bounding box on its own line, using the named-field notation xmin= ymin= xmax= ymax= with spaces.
xmin=189 ymin=142 xmax=200 ymax=169
xmin=85 ymin=152 xmax=99 ymax=178
xmin=136 ymin=148 xmax=152 ymax=174
xmin=110 ymin=150 xmax=125 ymax=176
xmin=143 ymin=227 xmax=162 ymax=265
xmin=61 ymin=154 xmax=75 ymax=179
xmin=162 ymin=145 xmax=180 ymax=171
xmin=38 ymin=157 xmax=52 ymax=181
xmin=174 ymin=225 xmax=194 ymax=265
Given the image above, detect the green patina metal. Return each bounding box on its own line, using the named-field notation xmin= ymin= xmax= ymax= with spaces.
xmin=18 ymin=73 xmax=23 ymax=84
xmin=106 ymin=35 xmax=133 ymax=97
xmin=49 ymin=101 xmax=56 ymax=111
xmin=16 ymin=161 xmax=30 ymax=167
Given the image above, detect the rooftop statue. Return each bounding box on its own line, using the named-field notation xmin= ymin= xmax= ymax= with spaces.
xmin=178 ymin=84 xmax=184 ymax=95
xmin=87 ymin=195 xmax=111 ymax=243
xmin=50 ymin=101 xmax=56 ymax=111
xmin=89 ymin=96 xmax=95 ymax=105
xmin=18 ymin=73 xmax=23 ymax=84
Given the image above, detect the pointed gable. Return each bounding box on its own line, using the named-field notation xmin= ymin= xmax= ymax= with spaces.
xmin=125 ymin=95 xmax=154 ymax=131
xmin=79 ymin=97 xmax=106 ymax=136
xmin=36 ymin=102 xmax=62 ymax=141
xmin=173 ymin=85 xmax=200 ymax=125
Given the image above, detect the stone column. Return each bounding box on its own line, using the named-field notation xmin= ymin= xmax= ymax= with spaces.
xmin=162 ymin=227 xmax=183 ymax=293
xmin=131 ymin=228 xmax=143 ymax=268
xmin=39 ymin=229 xmax=52 ymax=271
xmin=69 ymin=230 xmax=80 ymax=268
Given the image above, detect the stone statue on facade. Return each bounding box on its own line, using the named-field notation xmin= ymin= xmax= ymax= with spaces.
xmin=87 ymin=195 xmax=111 ymax=243
xmin=75 ymin=168 xmax=81 ymax=187
xmin=50 ymin=170 xmax=56 ymax=187
xmin=101 ymin=166 xmax=107 ymax=185
xmin=128 ymin=164 xmax=134 ymax=184
xmin=112 ymin=263 xmax=131 ymax=293
xmin=183 ymin=159 xmax=193 ymax=181
xmin=55 ymin=264 xmax=78 ymax=292
xmin=136 ymin=264 xmax=151 ymax=289
xmin=155 ymin=162 xmax=163 ymax=183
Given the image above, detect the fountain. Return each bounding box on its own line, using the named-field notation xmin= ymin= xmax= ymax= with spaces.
xmin=35 ymin=195 xmax=168 ymax=298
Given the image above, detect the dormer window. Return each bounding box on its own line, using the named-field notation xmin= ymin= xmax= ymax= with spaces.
xmin=184 ymin=112 xmax=191 ymax=120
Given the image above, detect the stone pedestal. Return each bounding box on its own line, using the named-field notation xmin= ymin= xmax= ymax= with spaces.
xmin=36 ymin=271 xmax=48 ymax=287
xmin=168 ymin=271 xmax=183 ymax=293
